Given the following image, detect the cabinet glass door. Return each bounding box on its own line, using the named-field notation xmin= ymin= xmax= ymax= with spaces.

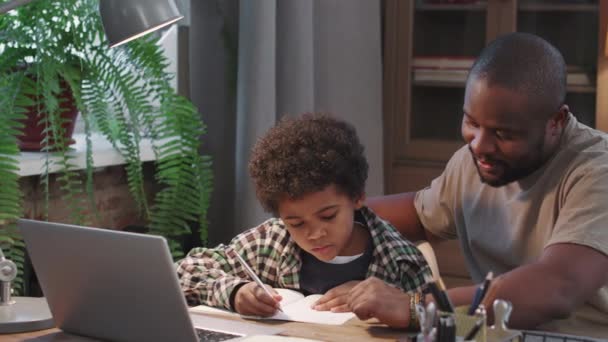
xmin=517 ymin=0 xmax=599 ymax=127
xmin=406 ymin=0 xmax=489 ymax=160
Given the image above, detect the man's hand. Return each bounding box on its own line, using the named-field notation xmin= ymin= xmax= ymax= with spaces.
xmin=347 ymin=277 xmax=411 ymax=328
xmin=313 ymin=280 xmax=361 ymax=312
xmin=234 ymin=282 xmax=282 ymax=316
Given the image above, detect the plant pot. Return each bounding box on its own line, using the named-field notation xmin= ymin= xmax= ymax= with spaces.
xmin=17 ymin=80 xmax=79 ymax=151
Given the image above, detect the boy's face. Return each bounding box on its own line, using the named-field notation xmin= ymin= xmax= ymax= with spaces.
xmin=278 ymin=184 xmax=364 ymax=262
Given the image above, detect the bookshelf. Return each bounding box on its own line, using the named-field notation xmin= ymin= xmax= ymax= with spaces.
xmin=383 ymin=0 xmax=607 ymax=287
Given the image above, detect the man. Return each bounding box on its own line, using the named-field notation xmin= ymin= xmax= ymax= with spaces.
xmin=343 ymin=33 xmax=608 ymax=337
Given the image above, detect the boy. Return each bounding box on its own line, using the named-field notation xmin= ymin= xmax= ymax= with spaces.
xmin=176 ymin=113 xmax=432 ymax=317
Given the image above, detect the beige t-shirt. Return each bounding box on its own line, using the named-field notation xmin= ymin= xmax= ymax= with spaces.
xmin=414 ymin=114 xmax=608 ymax=337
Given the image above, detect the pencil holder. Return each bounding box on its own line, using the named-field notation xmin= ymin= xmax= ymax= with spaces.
xmin=441 ymin=306 xmax=487 ymax=342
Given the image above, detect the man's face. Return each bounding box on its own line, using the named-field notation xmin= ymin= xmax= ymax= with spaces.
xmin=461 ymin=78 xmax=551 ymax=187
xmin=278 ymin=184 xmax=363 ymax=262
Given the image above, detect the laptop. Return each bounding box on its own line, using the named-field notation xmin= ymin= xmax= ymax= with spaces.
xmin=19 ymin=219 xmax=283 ymax=342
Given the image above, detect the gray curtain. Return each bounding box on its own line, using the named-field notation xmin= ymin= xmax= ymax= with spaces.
xmin=191 ymin=0 xmax=383 ymax=243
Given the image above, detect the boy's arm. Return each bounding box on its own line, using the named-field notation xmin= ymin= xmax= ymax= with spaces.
xmin=369 ymin=206 xmax=434 ymax=294
xmin=176 ymin=220 xmax=285 ymax=310
xmin=176 ymin=245 xmax=248 ymax=310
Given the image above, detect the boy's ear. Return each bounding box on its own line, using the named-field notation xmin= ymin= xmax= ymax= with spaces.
xmin=355 ymin=193 xmax=366 ymax=209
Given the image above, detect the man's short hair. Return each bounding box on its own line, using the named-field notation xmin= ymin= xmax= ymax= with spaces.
xmin=248 ymin=113 xmax=368 ymax=214
xmin=468 ymin=32 xmax=567 ymax=118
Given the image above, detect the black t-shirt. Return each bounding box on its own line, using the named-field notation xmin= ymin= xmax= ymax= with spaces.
xmin=299 ymin=213 xmax=373 ymax=295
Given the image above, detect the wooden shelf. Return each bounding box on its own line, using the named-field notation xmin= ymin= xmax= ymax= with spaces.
xmin=567 ymin=84 xmax=596 ymax=93
xmin=412 ymin=80 xmax=596 ymax=92
xmin=412 ymin=69 xmax=595 ymax=92
xmin=413 ymin=80 xmax=465 ymax=88
xmin=401 ymin=139 xmax=463 ymax=162
xmin=416 ymin=3 xmax=487 ymax=11
xmin=518 ymin=3 xmax=598 ymax=12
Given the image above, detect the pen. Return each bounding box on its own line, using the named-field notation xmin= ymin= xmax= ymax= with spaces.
xmin=468 ymin=271 xmax=493 ymax=315
xmin=436 ymin=278 xmax=455 ymax=313
xmin=463 ymin=317 xmax=484 ymax=340
xmin=428 ymin=281 xmax=454 ymax=313
xmin=233 ymin=251 xmax=283 ymax=312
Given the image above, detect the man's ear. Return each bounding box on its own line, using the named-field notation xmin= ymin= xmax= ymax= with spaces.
xmin=548 ymin=104 xmax=569 ymax=136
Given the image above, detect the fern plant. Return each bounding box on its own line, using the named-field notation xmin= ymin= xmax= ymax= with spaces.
xmin=0 ymin=0 xmax=212 ymax=293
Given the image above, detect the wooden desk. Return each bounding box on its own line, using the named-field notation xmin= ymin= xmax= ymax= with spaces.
xmin=3 ymin=315 xmax=605 ymax=342
xmin=1 ymin=315 xmax=414 ymax=342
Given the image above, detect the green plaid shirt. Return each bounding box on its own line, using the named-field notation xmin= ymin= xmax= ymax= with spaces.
xmin=176 ymin=206 xmax=432 ymax=310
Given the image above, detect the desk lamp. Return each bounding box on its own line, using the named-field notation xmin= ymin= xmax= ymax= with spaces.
xmin=0 ymin=0 xmax=183 ymax=333
xmin=0 ymin=247 xmax=53 ymax=333
xmin=0 ymin=0 xmax=184 ymax=48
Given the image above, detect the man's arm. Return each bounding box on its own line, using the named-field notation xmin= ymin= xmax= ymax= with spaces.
xmin=366 ymin=192 xmax=442 ymax=243
xmin=447 ymin=243 xmax=608 ymax=328
xmin=348 ymin=243 xmax=607 ymax=330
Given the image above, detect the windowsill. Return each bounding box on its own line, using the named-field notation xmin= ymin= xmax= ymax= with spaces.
xmin=18 ymin=133 xmax=156 ymax=177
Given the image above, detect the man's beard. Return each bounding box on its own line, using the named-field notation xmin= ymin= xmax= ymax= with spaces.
xmin=469 ymin=143 xmax=546 ymax=187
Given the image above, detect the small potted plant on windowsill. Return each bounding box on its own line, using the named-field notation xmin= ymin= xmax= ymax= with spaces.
xmin=0 ymin=0 xmax=212 ymax=293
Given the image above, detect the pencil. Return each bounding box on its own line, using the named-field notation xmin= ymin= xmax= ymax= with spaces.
xmin=233 ymin=251 xmax=284 ymax=312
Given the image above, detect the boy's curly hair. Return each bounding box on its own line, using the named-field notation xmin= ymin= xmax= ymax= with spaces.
xmin=248 ymin=113 xmax=369 ymax=214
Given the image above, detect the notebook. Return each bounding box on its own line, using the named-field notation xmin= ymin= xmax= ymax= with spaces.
xmin=18 ymin=219 xmax=283 ymax=342
xmin=191 ymin=288 xmax=355 ymax=325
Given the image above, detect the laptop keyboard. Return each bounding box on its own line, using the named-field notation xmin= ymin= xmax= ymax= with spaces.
xmin=196 ymin=328 xmax=241 ymax=341
xmin=521 ymin=331 xmax=602 ymax=342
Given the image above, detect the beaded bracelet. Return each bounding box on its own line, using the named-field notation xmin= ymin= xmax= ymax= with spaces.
xmin=408 ymin=291 xmax=423 ymax=331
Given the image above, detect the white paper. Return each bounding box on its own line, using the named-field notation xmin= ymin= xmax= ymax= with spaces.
xmin=270 ymin=293 xmax=355 ymax=325
xmin=190 ymin=288 xmax=355 ymax=326
xmin=233 ymin=336 xmax=322 ymax=342
xmin=274 ymin=288 xmax=306 ymax=306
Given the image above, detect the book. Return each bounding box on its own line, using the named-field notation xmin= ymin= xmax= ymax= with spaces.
xmin=413 ymin=56 xmax=475 ymax=70
xmin=413 ymin=69 xmax=469 ymax=83
xmin=567 ymin=72 xmax=592 ymax=86
xmin=412 ymin=66 xmax=593 ymax=87
xmin=189 ymin=288 xmax=356 ymax=326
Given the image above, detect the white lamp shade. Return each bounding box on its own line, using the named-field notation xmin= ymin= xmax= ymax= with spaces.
xmin=99 ymin=0 xmax=183 ymax=48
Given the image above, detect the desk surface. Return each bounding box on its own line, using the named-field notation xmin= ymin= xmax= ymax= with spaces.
xmin=1 ymin=315 xmax=414 ymax=342
xmin=3 ymin=315 xmax=606 ymax=342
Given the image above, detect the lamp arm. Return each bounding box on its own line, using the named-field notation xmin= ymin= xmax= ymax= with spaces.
xmin=0 ymin=0 xmax=39 ymax=14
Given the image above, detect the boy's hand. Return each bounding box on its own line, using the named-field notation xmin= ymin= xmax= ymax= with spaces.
xmin=234 ymin=282 xmax=283 ymax=316
xmin=312 ymin=280 xmax=360 ymax=312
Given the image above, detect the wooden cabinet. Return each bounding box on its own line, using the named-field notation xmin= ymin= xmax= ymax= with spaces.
xmin=383 ymin=0 xmax=608 ymax=193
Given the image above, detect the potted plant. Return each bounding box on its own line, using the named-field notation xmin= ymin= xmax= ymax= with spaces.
xmin=0 ymin=0 xmax=212 ymax=293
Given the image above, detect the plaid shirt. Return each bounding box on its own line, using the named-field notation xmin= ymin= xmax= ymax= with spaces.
xmin=176 ymin=206 xmax=432 ymax=310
